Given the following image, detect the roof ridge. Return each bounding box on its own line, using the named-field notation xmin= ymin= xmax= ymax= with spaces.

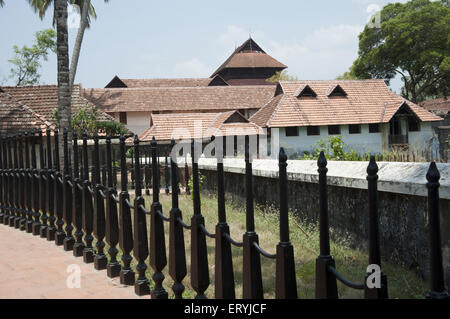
xmin=267 ymin=94 xmax=286 ymax=127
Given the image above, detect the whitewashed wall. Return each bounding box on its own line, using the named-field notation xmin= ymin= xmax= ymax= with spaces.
xmin=278 ymin=124 xmax=387 ymax=157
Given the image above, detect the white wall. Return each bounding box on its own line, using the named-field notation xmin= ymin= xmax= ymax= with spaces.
xmin=278 ymin=124 xmax=386 ymax=157
xmin=408 ymin=122 xmax=435 ymax=150
xmin=124 ymin=111 xmax=152 ymax=136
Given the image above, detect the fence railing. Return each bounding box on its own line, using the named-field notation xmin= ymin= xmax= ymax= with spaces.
xmin=0 ymin=130 xmax=448 ymax=299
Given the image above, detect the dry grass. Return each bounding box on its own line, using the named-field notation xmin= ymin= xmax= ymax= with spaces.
xmin=98 ymin=192 xmax=428 ymax=299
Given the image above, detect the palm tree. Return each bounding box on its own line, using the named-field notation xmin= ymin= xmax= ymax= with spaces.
xmin=28 ymin=0 xmax=109 ymax=91
xmin=27 ymin=0 xmax=109 ymax=168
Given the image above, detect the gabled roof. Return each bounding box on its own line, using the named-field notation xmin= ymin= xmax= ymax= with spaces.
xmin=104 ymin=75 xmax=232 ymax=89
xmin=420 ymin=98 xmax=450 ymax=116
xmin=250 ymin=80 xmax=442 ymax=128
xmin=210 ymin=38 xmax=287 ymax=78
xmin=0 ymin=92 xmax=54 ymax=135
xmin=83 ymin=85 xmax=276 ymax=113
xmin=1 ymin=84 xmax=114 ymax=124
xmin=139 ymin=111 xmax=263 ymax=142
xmin=120 ymin=78 xmax=213 ymax=88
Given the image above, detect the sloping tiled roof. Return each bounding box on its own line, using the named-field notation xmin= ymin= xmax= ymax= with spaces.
xmin=121 ymin=78 xmax=212 ymax=88
xmin=0 ymin=92 xmax=54 ymax=135
xmin=139 ymin=111 xmax=263 ymax=142
xmin=83 ymin=85 xmax=276 ymax=113
xmin=250 ymin=80 xmax=442 ymax=127
xmin=211 ymin=38 xmax=287 ymax=78
xmin=1 ymin=84 xmax=115 ymax=124
xmin=420 ymin=98 xmax=450 ymax=116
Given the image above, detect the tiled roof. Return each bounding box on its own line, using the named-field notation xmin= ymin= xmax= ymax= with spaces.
xmin=420 ymin=98 xmax=450 ymax=116
xmin=121 ymin=78 xmax=212 ymax=88
xmin=250 ymin=80 xmax=442 ymax=127
xmin=211 ymin=38 xmax=287 ymax=77
xmin=83 ymin=85 xmax=276 ymax=113
xmin=1 ymin=84 xmax=114 ymax=124
xmin=139 ymin=111 xmax=263 ymax=142
xmin=0 ymin=92 xmax=54 ymax=135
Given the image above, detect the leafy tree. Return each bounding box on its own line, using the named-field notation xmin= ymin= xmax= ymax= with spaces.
xmin=25 ymin=0 xmax=109 ymax=168
xmin=266 ymin=70 xmax=298 ymax=83
xmin=336 ymin=66 xmax=358 ymax=80
xmin=54 ymin=105 xmax=128 ymax=136
xmin=351 ymin=0 xmax=450 ymax=103
xmin=8 ymin=29 xmax=56 ymax=86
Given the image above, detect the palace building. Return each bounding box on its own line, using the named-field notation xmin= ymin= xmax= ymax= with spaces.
xmin=80 ymin=37 xmax=442 ymax=156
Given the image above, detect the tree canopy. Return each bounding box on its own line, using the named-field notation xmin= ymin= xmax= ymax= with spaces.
xmin=266 ymin=70 xmax=298 ymax=83
xmin=351 ymin=0 xmax=450 ymax=103
xmin=8 ymin=28 xmax=56 ymax=86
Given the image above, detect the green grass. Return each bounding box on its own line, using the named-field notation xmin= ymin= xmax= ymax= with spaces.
xmin=96 ymin=192 xmax=427 ymax=299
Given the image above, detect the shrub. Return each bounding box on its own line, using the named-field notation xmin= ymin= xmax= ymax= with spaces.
xmin=188 ymin=171 xmax=206 ymax=200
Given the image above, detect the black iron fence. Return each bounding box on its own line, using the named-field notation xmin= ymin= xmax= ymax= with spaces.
xmin=0 ymin=130 xmax=448 ymax=299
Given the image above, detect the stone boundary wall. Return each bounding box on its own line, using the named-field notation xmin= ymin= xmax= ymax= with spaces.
xmin=192 ymin=158 xmax=449 ymax=291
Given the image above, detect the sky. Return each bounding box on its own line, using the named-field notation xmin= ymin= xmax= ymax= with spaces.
xmin=0 ymin=0 xmax=408 ymax=91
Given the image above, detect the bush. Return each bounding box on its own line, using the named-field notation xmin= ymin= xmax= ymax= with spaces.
xmin=188 ymin=171 xmax=206 ymax=200
xmin=300 ymin=135 xmax=370 ymax=161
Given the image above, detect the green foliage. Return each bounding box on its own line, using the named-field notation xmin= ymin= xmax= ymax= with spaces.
xmin=301 ymin=135 xmax=370 ymax=161
xmin=335 ymin=66 xmax=358 ymax=80
xmin=54 ymin=105 xmax=128 ymax=136
xmin=8 ymin=28 xmax=56 ymax=86
xmin=188 ymin=171 xmax=206 ymax=200
xmin=266 ymin=70 xmax=298 ymax=83
xmin=126 ymin=147 xmax=134 ymax=159
xmin=351 ymin=0 xmax=450 ymax=102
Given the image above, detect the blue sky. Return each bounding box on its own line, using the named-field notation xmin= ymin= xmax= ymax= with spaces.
xmin=0 ymin=0 xmax=406 ymax=91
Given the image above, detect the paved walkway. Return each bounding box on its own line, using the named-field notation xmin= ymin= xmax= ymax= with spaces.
xmin=0 ymin=224 xmax=149 ymax=299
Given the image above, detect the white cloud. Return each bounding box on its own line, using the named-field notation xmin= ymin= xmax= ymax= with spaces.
xmin=173 ymin=58 xmax=210 ymax=77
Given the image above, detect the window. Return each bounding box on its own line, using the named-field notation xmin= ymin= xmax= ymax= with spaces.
xmin=328 ymin=125 xmax=341 ymax=135
xmin=369 ymin=123 xmax=380 ymax=133
xmin=327 ymin=85 xmax=347 ymax=97
xmin=408 ymin=118 xmax=420 ymax=132
xmin=285 ymin=127 xmax=299 ymax=137
xmin=119 ymin=112 xmax=127 ymax=124
xmin=295 ymin=85 xmax=317 ymax=98
xmin=348 ymin=124 xmax=361 ymax=134
xmin=307 ymin=126 xmax=320 ymax=136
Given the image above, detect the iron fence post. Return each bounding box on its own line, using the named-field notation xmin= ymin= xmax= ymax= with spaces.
xmin=72 ymin=131 xmax=85 ymax=257
xmin=54 ymin=129 xmax=65 ymax=245
xmin=425 ymin=162 xmax=449 ymax=299
xmin=190 ymin=140 xmax=210 ymax=299
xmin=315 ymin=151 xmax=338 ymax=299
xmin=214 ymin=135 xmax=235 ymax=299
xmin=242 ymin=135 xmax=263 ymax=299
xmin=63 ymin=129 xmax=74 ymax=251
xmin=133 ymin=135 xmax=150 ymax=296
xmin=149 ymin=137 xmax=168 ymax=299
xmin=25 ymin=132 xmax=34 ymax=233
xmin=93 ymin=133 xmax=107 ymax=270
xmin=364 ymin=156 xmax=388 ymax=299
xmin=46 ymin=128 xmax=56 ymax=240
xmin=275 ymin=147 xmax=297 ymax=299
xmin=168 ymin=139 xmax=187 ymax=299
xmin=118 ymin=134 xmax=135 ymax=285
xmin=82 ymin=132 xmax=94 ymax=263
xmin=105 ymin=135 xmax=121 ymax=278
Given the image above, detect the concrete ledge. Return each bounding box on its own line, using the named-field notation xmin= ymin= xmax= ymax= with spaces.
xmin=194 ymin=158 xmax=450 ymax=200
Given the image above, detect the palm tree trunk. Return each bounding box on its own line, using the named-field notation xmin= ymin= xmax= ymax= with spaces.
xmin=54 ymin=0 xmax=71 ymax=169
xmin=69 ymin=0 xmax=90 ymax=91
